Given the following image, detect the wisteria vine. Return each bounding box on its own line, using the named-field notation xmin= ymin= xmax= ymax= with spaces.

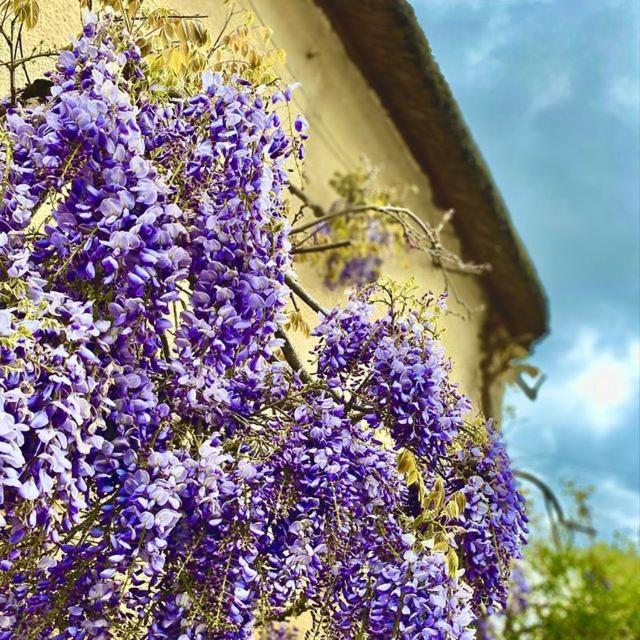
xmin=0 ymin=7 xmax=527 ymax=640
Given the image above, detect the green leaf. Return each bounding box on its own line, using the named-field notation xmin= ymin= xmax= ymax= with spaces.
xmin=12 ymin=0 xmax=39 ymax=29
xmin=446 ymin=549 xmax=459 ymax=576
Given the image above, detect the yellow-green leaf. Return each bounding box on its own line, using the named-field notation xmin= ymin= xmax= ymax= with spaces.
xmin=446 ymin=549 xmax=459 ymax=576
xmin=12 ymin=0 xmax=39 ymax=29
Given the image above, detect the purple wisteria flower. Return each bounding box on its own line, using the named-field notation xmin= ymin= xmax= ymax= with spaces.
xmin=446 ymin=422 xmax=529 ymax=614
xmin=0 ymin=10 xmax=527 ymax=640
xmin=313 ymin=288 xmax=471 ymax=462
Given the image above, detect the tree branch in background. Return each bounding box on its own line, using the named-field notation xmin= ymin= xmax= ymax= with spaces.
xmin=0 ymin=49 xmax=57 ymax=70
xmin=0 ymin=1 xmax=58 ymax=106
xmin=0 ymin=13 xmax=17 ymax=104
xmin=132 ymin=14 xmax=208 ymax=20
xmin=515 ymin=470 xmax=596 ymax=545
xmin=290 ymin=198 xmax=488 ymax=276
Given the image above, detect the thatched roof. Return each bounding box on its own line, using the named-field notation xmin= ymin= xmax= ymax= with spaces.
xmin=314 ymin=0 xmax=548 ymax=348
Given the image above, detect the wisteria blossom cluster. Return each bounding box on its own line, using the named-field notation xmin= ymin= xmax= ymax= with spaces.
xmin=312 ymin=287 xmax=528 ymax=614
xmin=449 ymin=424 xmax=529 ymax=614
xmin=0 ymin=10 xmax=526 ymax=640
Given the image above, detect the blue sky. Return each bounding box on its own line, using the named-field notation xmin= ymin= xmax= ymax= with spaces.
xmin=410 ymin=0 xmax=640 ymax=541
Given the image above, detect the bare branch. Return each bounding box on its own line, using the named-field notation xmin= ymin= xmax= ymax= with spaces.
xmin=515 ymin=470 xmax=596 ymax=544
xmin=275 ymin=328 xmax=311 ymax=384
xmin=289 ymin=209 xmax=348 ymax=236
xmin=133 ymin=14 xmax=208 ymax=20
xmin=288 ymin=186 xmax=489 ymax=316
xmin=0 ymin=49 xmax=57 ymax=69
xmin=289 ymin=183 xmax=324 ymax=218
xmin=289 ymin=199 xmax=488 ymax=277
xmin=292 ymin=240 xmax=351 ymax=255
xmin=284 ymin=275 xmax=327 ymax=316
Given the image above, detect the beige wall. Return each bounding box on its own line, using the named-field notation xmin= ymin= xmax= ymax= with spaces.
xmin=3 ymin=0 xmax=491 ymax=407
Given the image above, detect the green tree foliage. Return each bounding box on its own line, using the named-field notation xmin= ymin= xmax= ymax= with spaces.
xmin=485 ymin=531 xmax=640 ymax=639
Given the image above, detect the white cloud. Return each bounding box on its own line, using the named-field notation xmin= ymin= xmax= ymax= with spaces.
xmin=527 ymin=72 xmax=573 ymax=118
xmin=413 ymin=0 xmax=554 ymax=73
xmin=597 ymin=478 xmax=640 ymax=535
xmin=418 ymin=0 xmax=553 ymax=7
xmin=545 ymin=330 xmax=640 ymax=436
xmin=605 ymin=75 xmax=640 ymax=123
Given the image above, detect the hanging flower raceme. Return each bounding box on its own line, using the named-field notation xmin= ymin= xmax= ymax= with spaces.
xmin=444 ymin=422 xmax=529 ymax=614
xmin=0 ymin=9 xmax=527 ymax=640
xmin=312 ymin=287 xmax=470 ymax=463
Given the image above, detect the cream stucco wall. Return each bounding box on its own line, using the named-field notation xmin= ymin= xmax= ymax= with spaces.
xmin=3 ymin=0 xmax=492 ymax=408
xmin=248 ymin=0 xmax=489 ymax=408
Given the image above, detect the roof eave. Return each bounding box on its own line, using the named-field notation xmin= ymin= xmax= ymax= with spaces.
xmin=313 ymin=0 xmax=549 ymax=348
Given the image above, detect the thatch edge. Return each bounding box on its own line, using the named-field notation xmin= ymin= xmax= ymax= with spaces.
xmin=314 ymin=0 xmax=549 ymax=348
